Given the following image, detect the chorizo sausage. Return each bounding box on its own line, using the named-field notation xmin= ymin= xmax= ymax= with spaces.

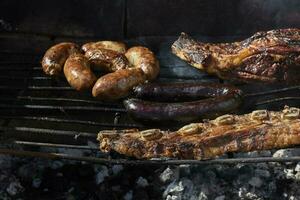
xmin=125 ymin=46 xmax=160 ymax=80
xmin=64 ymin=53 xmax=97 ymax=91
xmin=92 ymin=68 xmax=146 ymax=101
xmin=85 ymin=48 xmax=129 ymax=72
xmin=92 ymin=46 xmax=159 ymax=100
xmin=81 ymin=41 xmax=126 ymax=53
xmin=42 ymin=42 xmax=80 ymax=76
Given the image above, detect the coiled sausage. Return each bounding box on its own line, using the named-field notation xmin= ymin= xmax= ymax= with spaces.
xmin=92 ymin=46 xmax=159 ymax=100
xmin=42 ymin=42 xmax=80 ymax=76
xmin=64 ymin=53 xmax=97 ymax=91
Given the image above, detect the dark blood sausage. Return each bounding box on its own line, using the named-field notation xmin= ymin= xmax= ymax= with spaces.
xmin=64 ymin=54 xmax=97 ymax=91
xmin=42 ymin=42 xmax=80 ymax=76
xmin=124 ymin=84 xmax=243 ymax=123
xmin=85 ymin=48 xmax=129 ymax=72
xmin=133 ymin=82 xmax=241 ymax=102
xmin=92 ymin=68 xmax=146 ymax=101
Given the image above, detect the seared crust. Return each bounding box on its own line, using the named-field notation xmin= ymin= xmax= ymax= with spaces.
xmin=98 ymin=106 xmax=300 ymax=160
xmin=92 ymin=68 xmax=146 ymax=100
xmin=125 ymin=46 xmax=160 ymax=80
xmin=64 ymin=54 xmax=97 ymax=91
xmin=85 ymin=48 xmax=129 ymax=72
xmin=82 ymin=41 xmax=127 ymax=53
xmin=172 ymin=29 xmax=300 ymax=84
xmin=42 ymin=42 xmax=80 ymax=76
xmin=92 ymin=46 xmax=159 ymax=100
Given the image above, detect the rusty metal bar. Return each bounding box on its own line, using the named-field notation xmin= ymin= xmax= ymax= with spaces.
xmin=1 ymin=148 xmax=300 ymax=165
xmin=0 ymin=104 xmax=126 ymax=112
xmin=255 ymin=97 xmax=300 ymax=106
xmin=0 ymin=116 xmax=142 ymax=128
xmin=245 ymin=85 xmax=300 ymax=97
xmin=13 ymin=141 xmax=99 ymax=150
xmin=0 ymin=126 xmax=96 ymax=138
xmin=1 ymin=96 xmax=122 ymax=107
xmin=0 ymin=86 xmax=73 ymax=90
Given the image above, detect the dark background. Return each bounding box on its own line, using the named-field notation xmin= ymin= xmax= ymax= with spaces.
xmin=1 ymin=0 xmax=300 ymax=39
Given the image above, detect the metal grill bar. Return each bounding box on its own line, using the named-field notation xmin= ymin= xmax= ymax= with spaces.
xmin=1 ymin=96 xmax=122 ymax=107
xmin=1 ymin=148 xmax=300 ymax=165
xmin=0 ymin=104 xmax=126 ymax=112
xmin=255 ymin=97 xmax=300 ymax=106
xmin=0 ymin=76 xmax=51 ymax=80
xmin=0 ymin=67 xmax=41 ymax=71
xmin=0 ymin=86 xmax=73 ymax=90
xmin=0 ymin=116 xmax=143 ymax=128
xmin=245 ymin=86 xmax=300 ymax=97
xmin=13 ymin=141 xmax=99 ymax=150
xmin=0 ymin=126 xmax=96 ymax=138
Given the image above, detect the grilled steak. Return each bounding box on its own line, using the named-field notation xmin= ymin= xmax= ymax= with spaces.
xmin=172 ymin=29 xmax=300 ymax=84
xmin=98 ymin=106 xmax=300 ymax=160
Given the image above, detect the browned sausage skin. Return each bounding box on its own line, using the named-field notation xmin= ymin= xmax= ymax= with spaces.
xmin=92 ymin=46 xmax=160 ymax=100
xmin=42 ymin=42 xmax=80 ymax=76
xmin=125 ymin=46 xmax=160 ymax=80
xmin=81 ymin=41 xmax=127 ymax=53
xmin=92 ymin=68 xmax=146 ymax=100
xmin=64 ymin=53 xmax=97 ymax=91
xmin=85 ymin=48 xmax=129 ymax=72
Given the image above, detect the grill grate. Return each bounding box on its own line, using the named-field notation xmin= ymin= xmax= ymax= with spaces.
xmin=1 ymin=37 xmax=300 ymax=165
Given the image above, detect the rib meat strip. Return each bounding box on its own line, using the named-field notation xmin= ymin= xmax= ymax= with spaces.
xmin=98 ymin=106 xmax=300 ymax=160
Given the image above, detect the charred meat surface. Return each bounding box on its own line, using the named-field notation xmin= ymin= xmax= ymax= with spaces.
xmin=85 ymin=48 xmax=129 ymax=72
xmin=64 ymin=53 xmax=97 ymax=91
xmin=82 ymin=41 xmax=129 ymax=72
xmin=172 ymin=29 xmax=300 ymax=84
xmin=92 ymin=46 xmax=160 ymax=101
xmin=42 ymin=42 xmax=80 ymax=76
xmin=98 ymin=106 xmax=300 ymax=160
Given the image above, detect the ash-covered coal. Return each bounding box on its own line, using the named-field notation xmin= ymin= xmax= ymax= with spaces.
xmin=1 ymin=147 xmax=300 ymax=199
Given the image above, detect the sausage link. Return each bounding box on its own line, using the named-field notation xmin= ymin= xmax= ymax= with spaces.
xmin=124 ymin=92 xmax=243 ymax=123
xmin=134 ymin=82 xmax=242 ymax=102
xmin=64 ymin=53 xmax=97 ymax=91
xmin=125 ymin=46 xmax=160 ymax=80
xmin=42 ymin=42 xmax=80 ymax=76
xmin=92 ymin=68 xmax=146 ymax=101
xmin=85 ymin=48 xmax=129 ymax=72
xmin=92 ymin=46 xmax=159 ymax=101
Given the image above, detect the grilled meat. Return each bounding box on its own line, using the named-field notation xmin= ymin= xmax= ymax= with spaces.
xmin=172 ymin=29 xmax=300 ymax=84
xmin=98 ymin=106 xmax=300 ymax=160
xmin=64 ymin=53 xmax=97 ymax=91
xmin=124 ymin=82 xmax=243 ymax=123
xmin=92 ymin=46 xmax=160 ymax=100
xmin=42 ymin=42 xmax=80 ymax=76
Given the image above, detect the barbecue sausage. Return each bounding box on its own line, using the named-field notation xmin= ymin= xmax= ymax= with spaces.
xmin=85 ymin=48 xmax=129 ymax=72
xmin=92 ymin=68 xmax=146 ymax=100
xmin=125 ymin=46 xmax=160 ymax=80
xmin=124 ymin=91 xmax=242 ymax=123
xmin=42 ymin=42 xmax=80 ymax=76
xmin=92 ymin=46 xmax=159 ymax=100
xmin=126 ymin=82 xmax=243 ymax=123
xmin=133 ymin=82 xmax=241 ymax=102
xmin=64 ymin=53 xmax=97 ymax=91
xmin=82 ymin=41 xmax=126 ymax=53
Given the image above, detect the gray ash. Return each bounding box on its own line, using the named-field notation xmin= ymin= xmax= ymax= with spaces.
xmin=1 ymin=149 xmax=300 ymax=199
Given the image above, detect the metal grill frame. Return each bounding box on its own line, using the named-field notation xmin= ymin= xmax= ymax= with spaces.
xmin=1 ymin=37 xmax=300 ymax=165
